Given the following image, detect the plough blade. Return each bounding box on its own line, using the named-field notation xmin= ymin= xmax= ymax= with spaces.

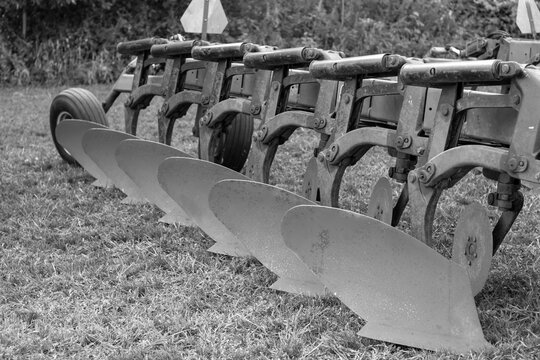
xmin=366 ymin=177 xmax=394 ymax=225
xmin=115 ymin=139 xmax=194 ymax=226
xmin=81 ymin=128 xmax=146 ymax=204
xmin=157 ymin=157 xmax=250 ymax=257
xmin=282 ymin=205 xmax=492 ymax=354
xmin=55 ymin=120 xmax=113 ymax=188
xmin=209 ymin=179 xmax=327 ymax=296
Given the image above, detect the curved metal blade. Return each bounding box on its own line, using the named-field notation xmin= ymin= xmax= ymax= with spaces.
xmin=282 ymin=205 xmax=491 ymax=354
xmin=452 ymin=202 xmax=493 ymax=296
xmin=157 ymin=157 xmax=250 ymax=257
xmin=55 ymin=119 xmax=112 ymax=188
xmin=81 ymin=128 xmax=146 ymax=204
xmin=209 ymin=179 xmax=327 ymax=296
xmin=367 ymin=177 xmax=393 ymax=225
xmin=115 ymin=139 xmax=194 ymax=226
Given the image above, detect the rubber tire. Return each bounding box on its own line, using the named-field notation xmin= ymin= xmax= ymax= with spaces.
xmin=50 ymin=88 xmax=108 ymax=165
xmin=206 ymin=113 xmax=254 ymax=172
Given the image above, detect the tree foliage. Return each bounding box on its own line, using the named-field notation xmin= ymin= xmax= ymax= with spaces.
xmin=0 ymin=0 xmax=528 ymax=85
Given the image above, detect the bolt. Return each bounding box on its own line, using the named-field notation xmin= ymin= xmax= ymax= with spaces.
xmin=418 ymin=170 xmax=429 ymax=183
xmin=501 ymin=63 xmax=510 ymax=74
xmin=202 ymin=95 xmax=210 ymax=105
xmin=343 ymin=95 xmax=351 ymax=104
xmin=409 ymin=172 xmax=417 ymax=183
xmin=314 ymin=117 xmax=326 ymax=129
xmin=262 ymin=54 xmax=267 ymax=62
xmin=513 ymin=95 xmax=521 ymax=106
xmin=441 ymin=106 xmax=450 ymax=116
xmin=250 ymin=104 xmax=261 ymax=115
xmin=387 ymin=55 xmax=399 ymax=67
xmin=253 ymin=130 xmax=263 ymax=141
xmin=416 ymin=146 xmax=425 ymax=155
xmin=519 ymin=160 xmax=525 ymax=167
xmin=325 ymin=144 xmax=339 ymax=162
xmin=273 ymin=82 xmax=280 ymax=91
xmin=430 ymin=67 xmax=436 ymax=76
xmin=200 ymin=112 xmax=212 ymax=126
xmin=303 ymin=48 xmax=317 ymax=60
xmin=318 ymin=152 xmax=326 ymax=162
xmin=396 ymin=136 xmax=404 ymax=148
xmin=508 ymin=157 xmax=518 ymax=171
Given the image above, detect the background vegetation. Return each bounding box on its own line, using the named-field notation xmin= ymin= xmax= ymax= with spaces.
xmin=0 ymin=0 xmax=522 ymax=85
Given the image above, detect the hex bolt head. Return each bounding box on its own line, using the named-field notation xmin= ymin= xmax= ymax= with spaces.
xmin=416 ymin=146 xmax=425 ymax=155
xmin=201 ymin=95 xmax=210 ymax=105
xmin=303 ymin=48 xmax=317 ymax=60
xmin=409 ymin=172 xmax=417 ymax=183
xmin=272 ymin=82 xmax=280 ymax=91
xmin=513 ymin=95 xmax=521 ymax=105
xmin=396 ymin=136 xmax=404 ymax=148
xmin=507 ymin=157 xmax=518 ymax=171
xmin=501 ymin=63 xmax=510 ymax=74
xmin=343 ymin=95 xmax=351 ymax=104
xmin=318 ymin=152 xmax=326 ymax=162
xmin=250 ymin=104 xmax=261 ymax=115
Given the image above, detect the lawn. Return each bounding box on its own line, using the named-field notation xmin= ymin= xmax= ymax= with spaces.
xmin=0 ymin=85 xmax=538 ymax=359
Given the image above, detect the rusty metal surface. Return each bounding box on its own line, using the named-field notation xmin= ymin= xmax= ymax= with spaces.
xmin=115 ymin=139 xmax=194 ymax=226
xmin=243 ymin=47 xmax=327 ymax=70
xmin=150 ymin=40 xmax=208 ymax=57
xmin=157 ymin=157 xmax=250 ymax=256
xmin=209 ymin=180 xmax=327 ymax=295
xmin=55 ymin=120 xmax=113 ymax=188
xmin=282 ymin=205 xmax=491 ymax=354
xmin=400 ymin=60 xmax=523 ymax=85
xmin=309 ymin=54 xmax=409 ymax=80
xmin=81 ymin=128 xmax=146 ymax=204
xmin=192 ymin=42 xmax=249 ymax=61
xmin=117 ymin=37 xmax=168 ymax=55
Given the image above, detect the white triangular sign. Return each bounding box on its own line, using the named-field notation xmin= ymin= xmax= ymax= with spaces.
xmin=180 ymin=0 xmax=228 ymax=34
xmin=517 ymin=0 xmax=540 ymax=34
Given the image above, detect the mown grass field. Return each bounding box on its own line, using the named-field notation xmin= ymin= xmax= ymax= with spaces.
xmin=0 ymin=85 xmax=539 ymax=359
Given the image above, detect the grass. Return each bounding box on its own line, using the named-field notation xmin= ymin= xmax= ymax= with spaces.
xmin=0 ymin=85 xmax=539 ymax=359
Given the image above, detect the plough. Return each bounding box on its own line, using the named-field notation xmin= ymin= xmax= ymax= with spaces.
xmin=49 ymin=2 xmax=540 ymax=354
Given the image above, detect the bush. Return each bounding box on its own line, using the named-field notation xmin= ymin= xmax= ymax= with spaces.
xmin=0 ymin=0 xmax=527 ymax=85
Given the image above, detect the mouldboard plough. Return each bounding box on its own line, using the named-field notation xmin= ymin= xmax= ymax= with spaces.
xmin=49 ymin=1 xmax=540 ymax=355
